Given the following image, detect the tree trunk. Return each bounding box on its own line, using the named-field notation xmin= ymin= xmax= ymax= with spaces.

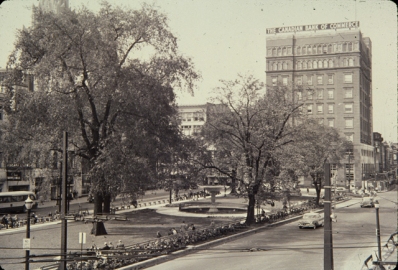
xmin=103 ymin=194 xmax=111 ymax=214
xmin=93 ymin=193 xmax=103 ymax=215
xmin=230 ymin=170 xmax=237 ymax=194
xmin=245 ymin=193 xmax=256 ymax=225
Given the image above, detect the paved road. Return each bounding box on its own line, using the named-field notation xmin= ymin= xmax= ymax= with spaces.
xmin=146 ymin=191 xmax=397 ymax=270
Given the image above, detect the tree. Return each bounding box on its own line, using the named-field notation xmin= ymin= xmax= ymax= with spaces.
xmin=199 ymin=75 xmax=307 ymax=224
xmin=281 ymin=120 xmax=349 ymax=205
xmin=2 ymin=2 xmax=199 ymax=214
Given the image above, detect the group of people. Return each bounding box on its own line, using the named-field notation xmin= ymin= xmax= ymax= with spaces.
xmin=0 ymin=214 xmax=19 ymax=229
xmin=88 ymin=240 xmax=125 ymax=251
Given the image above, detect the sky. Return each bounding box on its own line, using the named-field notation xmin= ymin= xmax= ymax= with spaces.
xmin=0 ymin=0 xmax=396 ymax=142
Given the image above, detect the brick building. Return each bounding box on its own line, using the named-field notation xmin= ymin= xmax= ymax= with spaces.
xmin=265 ymin=22 xmax=374 ymax=189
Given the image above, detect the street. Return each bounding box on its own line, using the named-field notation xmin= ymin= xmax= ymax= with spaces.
xmin=146 ymin=191 xmax=397 ymax=270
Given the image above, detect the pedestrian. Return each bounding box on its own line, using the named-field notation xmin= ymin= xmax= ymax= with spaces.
xmin=307 ymin=188 xmax=309 ymax=194
xmin=108 ymin=242 xmax=114 ymax=249
xmin=101 ymin=242 xmax=110 ymax=250
xmin=156 ymin=231 xmax=162 ymax=238
xmin=116 ymin=240 xmax=125 ymax=249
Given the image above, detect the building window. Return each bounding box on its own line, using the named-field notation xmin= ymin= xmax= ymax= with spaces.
xmin=344 ymin=74 xmax=353 ymax=83
xmin=272 ymin=48 xmax=277 ymax=56
xmin=327 ymin=89 xmax=334 ymax=99
xmin=282 ymin=76 xmax=288 ymax=86
xmin=307 ymin=104 xmax=313 ymax=114
xmin=282 ymin=62 xmax=287 ymax=70
xmin=328 ymin=119 xmax=334 ymax=127
xmin=297 ymin=46 xmax=301 ymax=55
xmin=345 ymin=88 xmax=353 ymax=98
xmin=329 ymin=59 xmax=333 ymax=68
xmin=348 ymin=58 xmax=354 ymax=66
xmin=278 ymin=48 xmax=282 ymax=56
xmin=345 ymin=118 xmax=354 ymax=128
xmin=298 ymin=62 xmax=302 ymax=70
xmin=323 ymin=59 xmax=328 ymax=68
xmin=297 ymin=91 xmax=302 ymax=100
xmin=328 ymin=104 xmax=334 ymax=114
xmin=307 ymin=75 xmax=313 ymax=85
xmin=343 ymin=43 xmax=347 ymax=52
xmin=317 ymin=89 xmax=323 ymax=99
xmin=317 ymin=104 xmax=323 ymax=114
xmin=338 ymin=44 xmax=342 ymax=52
xmin=295 ymin=76 xmax=302 ymax=85
xmin=307 ymin=90 xmax=313 ymax=100
xmin=282 ymin=47 xmax=287 ymax=56
xmin=308 ymin=61 xmax=312 ymax=69
xmin=333 ymin=43 xmax=337 ymax=52
xmin=287 ymin=47 xmax=292 ymax=54
xmin=317 ymin=75 xmax=323 ymax=85
xmin=328 ymin=44 xmax=332 ymax=53
xmin=308 ymin=46 xmax=313 ymax=54
xmin=343 ymin=58 xmax=348 ymax=67
xmin=313 ymin=61 xmax=317 ymax=69
xmin=345 ymin=164 xmax=354 ymax=181
xmin=318 ymin=45 xmax=322 ymax=54
xmin=303 ymin=61 xmax=307 ymax=69
xmin=272 ymin=62 xmax=277 ymax=70
xmin=318 ymin=60 xmax=323 ymax=68
xmin=327 ymin=74 xmax=334 ymax=84
xmin=344 ymin=103 xmax=353 ymax=113
xmin=272 ymin=77 xmax=277 ymax=86
xmin=278 ymin=62 xmax=282 ymax=70
xmin=348 ymin=42 xmax=353 ymax=51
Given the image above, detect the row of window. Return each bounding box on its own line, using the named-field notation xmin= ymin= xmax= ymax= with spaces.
xmin=269 ymin=57 xmax=356 ymax=71
xmin=296 ymin=88 xmax=353 ymax=100
xmin=179 ymin=112 xmax=205 ymax=122
xmin=316 ymin=117 xmax=354 ymax=129
xmin=306 ymin=103 xmax=354 ymax=114
xmin=272 ymin=74 xmax=353 ymax=87
xmin=267 ymin=41 xmax=360 ymax=57
xmin=361 ymin=149 xmax=373 ymax=157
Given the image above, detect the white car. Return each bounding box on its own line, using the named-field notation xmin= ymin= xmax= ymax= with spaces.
xmin=298 ymin=212 xmax=324 ymax=229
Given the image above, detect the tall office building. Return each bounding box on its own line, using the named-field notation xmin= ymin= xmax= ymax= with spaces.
xmin=265 ymin=22 xmax=373 ymax=189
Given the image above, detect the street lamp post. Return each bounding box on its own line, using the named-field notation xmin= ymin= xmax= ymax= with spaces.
xmin=25 ymin=197 xmax=34 ymax=270
xmin=374 ymin=201 xmax=382 ymax=262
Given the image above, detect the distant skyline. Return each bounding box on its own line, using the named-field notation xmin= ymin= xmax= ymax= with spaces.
xmin=0 ymin=0 xmax=396 ymax=142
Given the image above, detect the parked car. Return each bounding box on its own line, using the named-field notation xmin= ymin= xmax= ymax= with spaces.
xmin=298 ymin=212 xmax=324 ymax=229
xmin=360 ymin=197 xmax=375 ymax=208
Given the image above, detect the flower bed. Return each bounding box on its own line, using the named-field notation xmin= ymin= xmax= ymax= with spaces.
xmin=65 ymin=206 xmax=310 ymax=269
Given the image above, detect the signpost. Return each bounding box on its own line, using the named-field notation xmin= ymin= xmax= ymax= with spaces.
xmin=79 ymin=232 xmax=86 ymax=270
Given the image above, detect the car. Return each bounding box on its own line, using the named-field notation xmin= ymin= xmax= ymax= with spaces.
xmin=360 ymin=197 xmax=375 ymax=208
xmin=298 ymin=212 xmax=324 ymax=229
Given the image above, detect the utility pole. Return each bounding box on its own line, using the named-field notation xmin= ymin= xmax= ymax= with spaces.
xmin=324 ymin=163 xmax=334 ymax=270
xmin=60 ymin=132 xmax=68 ymax=270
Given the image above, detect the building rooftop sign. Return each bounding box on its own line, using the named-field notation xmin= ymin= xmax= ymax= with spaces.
xmin=266 ymin=21 xmax=359 ymax=34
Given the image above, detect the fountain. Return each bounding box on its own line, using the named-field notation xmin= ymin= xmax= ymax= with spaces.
xmin=200 ymin=185 xmax=224 ymax=213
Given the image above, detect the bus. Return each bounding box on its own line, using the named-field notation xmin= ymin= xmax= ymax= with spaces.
xmin=0 ymin=191 xmax=38 ymax=213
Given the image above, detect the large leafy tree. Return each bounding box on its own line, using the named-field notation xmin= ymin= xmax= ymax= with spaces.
xmin=2 ymin=3 xmax=199 ymax=214
xmin=282 ymin=120 xmax=349 ymax=205
xmin=199 ymin=75 xmax=308 ymax=224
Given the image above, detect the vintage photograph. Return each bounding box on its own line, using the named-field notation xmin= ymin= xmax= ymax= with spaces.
xmin=0 ymin=0 xmax=396 ymax=269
